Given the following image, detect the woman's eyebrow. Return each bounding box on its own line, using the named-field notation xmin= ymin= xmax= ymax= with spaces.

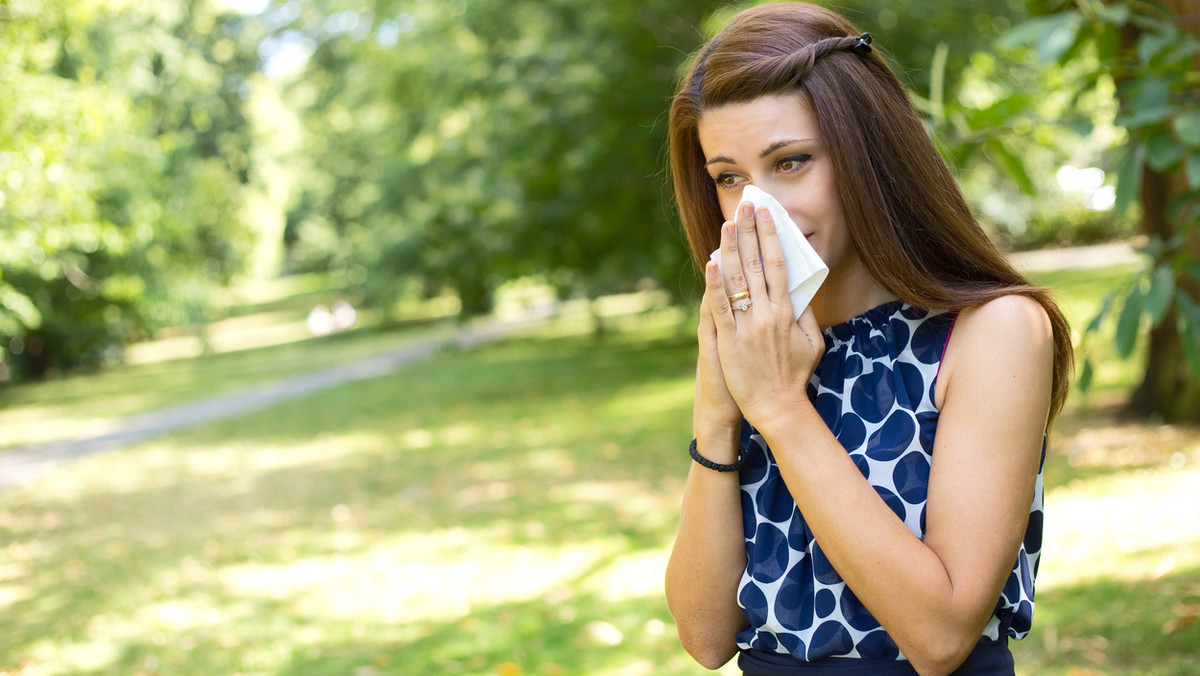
xmin=758 ymin=138 xmax=814 ymax=158
xmin=705 ymin=138 xmax=817 ymax=167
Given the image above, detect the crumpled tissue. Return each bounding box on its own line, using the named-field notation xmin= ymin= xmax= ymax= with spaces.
xmin=709 ymin=184 xmax=828 ymax=319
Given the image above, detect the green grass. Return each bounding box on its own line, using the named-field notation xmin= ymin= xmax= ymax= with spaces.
xmin=0 ymin=272 xmax=461 ymax=452
xmin=0 ymin=266 xmax=1197 ymax=675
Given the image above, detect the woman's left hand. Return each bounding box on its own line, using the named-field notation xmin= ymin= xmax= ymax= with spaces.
xmin=705 ymin=201 xmax=825 ymax=429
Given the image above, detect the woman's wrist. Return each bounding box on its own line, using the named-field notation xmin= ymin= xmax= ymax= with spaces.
xmin=693 ymin=420 xmax=742 ymax=464
xmin=753 ymin=398 xmax=821 ymax=451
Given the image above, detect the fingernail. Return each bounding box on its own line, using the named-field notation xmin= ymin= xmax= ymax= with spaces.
xmin=706 ymin=261 xmax=719 ymax=281
xmin=741 ymin=203 xmax=754 ymax=218
xmin=758 ymin=207 xmax=771 ymax=220
xmin=724 ymin=222 xmax=735 ymax=238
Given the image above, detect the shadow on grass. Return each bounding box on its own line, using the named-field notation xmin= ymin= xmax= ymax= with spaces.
xmin=1012 ymin=568 xmax=1200 ymax=676
xmin=0 ymin=330 xmax=704 ymax=675
xmin=1044 ymin=399 xmax=1200 ymax=488
xmin=3 ymin=324 xmax=1196 ymax=676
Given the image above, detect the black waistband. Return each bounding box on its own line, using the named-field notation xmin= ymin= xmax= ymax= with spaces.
xmin=738 ymin=638 xmax=1012 ymax=676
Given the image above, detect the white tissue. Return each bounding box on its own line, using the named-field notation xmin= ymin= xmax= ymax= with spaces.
xmin=709 ymin=184 xmax=828 ymax=319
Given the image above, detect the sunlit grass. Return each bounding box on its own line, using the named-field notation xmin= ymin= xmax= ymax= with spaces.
xmin=1029 ymin=263 xmax=1144 ymax=399
xmin=0 ymin=266 xmax=1196 ymax=675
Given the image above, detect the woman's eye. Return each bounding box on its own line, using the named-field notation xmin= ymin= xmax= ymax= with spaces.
xmin=713 ymin=173 xmax=741 ymax=189
xmin=778 ymin=155 xmax=811 ymax=172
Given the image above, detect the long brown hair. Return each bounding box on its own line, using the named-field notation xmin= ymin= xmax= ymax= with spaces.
xmin=669 ymin=2 xmax=1073 ymax=421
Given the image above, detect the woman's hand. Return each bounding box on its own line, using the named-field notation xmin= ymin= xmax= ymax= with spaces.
xmin=696 ymin=286 xmax=742 ymax=435
xmin=706 ymin=201 xmax=825 ymax=430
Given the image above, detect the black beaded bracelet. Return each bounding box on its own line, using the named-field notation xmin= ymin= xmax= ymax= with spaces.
xmin=689 ymin=438 xmax=745 ymax=472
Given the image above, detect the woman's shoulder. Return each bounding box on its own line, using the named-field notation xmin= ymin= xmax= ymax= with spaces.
xmin=954 ymin=294 xmax=1053 ymax=347
xmin=935 ymin=294 xmax=1055 ymax=407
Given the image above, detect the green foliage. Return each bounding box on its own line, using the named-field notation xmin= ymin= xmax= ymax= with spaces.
xmin=273 ymin=0 xmax=724 ymax=318
xmin=0 ymin=0 xmax=264 ymax=380
xmin=276 ymin=0 xmax=1046 ymax=317
xmin=1003 ymin=0 xmax=1200 ymax=404
xmin=903 ymin=12 xmax=1129 ymax=249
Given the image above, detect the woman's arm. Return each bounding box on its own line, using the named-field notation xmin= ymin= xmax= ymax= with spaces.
xmin=665 ymin=222 xmax=760 ymax=669
xmin=754 ymin=295 xmax=1053 ymax=675
xmin=663 ymin=411 xmax=748 ymax=668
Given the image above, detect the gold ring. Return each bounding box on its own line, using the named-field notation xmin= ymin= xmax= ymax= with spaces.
xmin=734 ymin=299 xmax=752 ymax=312
xmin=728 ymin=291 xmax=750 ymax=304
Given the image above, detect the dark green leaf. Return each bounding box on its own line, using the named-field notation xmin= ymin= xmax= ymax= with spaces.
xmin=1137 ymin=29 xmax=1175 ymax=65
xmin=1176 ymin=110 xmax=1200 ymax=148
xmin=1145 ymin=128 xmax=1184 ymax=171
xmin=1176 ymin=292 xmax=1200 ymax=377
xmin=970 ymin=93 xmax=1032 ymax=128
xmin=1182 ymin=321 xmax=1200 ymax=379
xmin=1145 ymin=264 xmax=1176 ymax=327
xmin=1188 ymin=153 xmax=1200 ymax=191
xmin=1037 ymin=12 xmax=1085 ymax=63
xmin=1177 ymin=289 xmax=1200 ymax=322
xmin=1068 ymin=118 xmax=1095 ymax=137
xmin=997 ymin=13 xmax=1084 ymax=64
xmin=1115 ymin=287 xmax=1143 ymax=358
xmin=1077 ymin=357 xmax=1094 ymax=392
xmin=987 ymin=139 xmax=1035 ymax=195
xmin=1116 ymin=77 xmax=1173 ymax=128
xmin=1115 ymin=145 xmax=1144 ymax=214
xmin=1184 ymin=262 xmax=1200 ymax=285
xmin=1085 ymin=291 xmax=1117 ymax=335
xmin=1097 ymin=3 xmax=1131 ymax=26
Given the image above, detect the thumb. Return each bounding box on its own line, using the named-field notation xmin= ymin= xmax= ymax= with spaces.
xmin=796 ymin=305 xmax=821 ymax=336
xmin=796 ymin=306 xmax=824 ymax=352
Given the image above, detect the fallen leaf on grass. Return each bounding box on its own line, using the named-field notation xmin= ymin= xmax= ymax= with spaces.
xmin=497 ymin=663 xmax=524 ymax=676
xmin=1162 ymin=603 xmax=1200 ymax=635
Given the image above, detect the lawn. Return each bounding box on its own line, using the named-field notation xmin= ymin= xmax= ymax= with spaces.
xmin=1 ymin=265 xmax=1197 ymax=675
xmin=0 ymin=274 xmax=460 ymax=451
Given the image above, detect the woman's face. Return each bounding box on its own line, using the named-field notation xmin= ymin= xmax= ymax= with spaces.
xmin=697 ymin=94 xmax=855 ymax=277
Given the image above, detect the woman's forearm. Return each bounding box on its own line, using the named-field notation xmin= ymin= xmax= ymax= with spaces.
xmin=665 ymin=428 xmax=749 ymax=669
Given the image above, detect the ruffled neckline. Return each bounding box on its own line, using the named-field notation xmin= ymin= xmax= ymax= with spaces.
xmin=823 ymin=299 xmax=908 ymax=342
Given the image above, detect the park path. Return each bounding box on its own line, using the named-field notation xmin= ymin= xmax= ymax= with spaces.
xmin=0 ymin=311 xmax=552 ymax=489
xmin=0 ymin=242 xmax=1137 ymax=490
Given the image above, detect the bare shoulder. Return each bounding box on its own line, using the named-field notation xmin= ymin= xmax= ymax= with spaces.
xmin=937 ymin=294 xmax=1054 ymax=406
xmin=953 ymin=294 xmax=1053 ymax=353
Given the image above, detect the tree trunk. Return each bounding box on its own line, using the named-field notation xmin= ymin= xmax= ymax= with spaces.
xmin=1130 ymin=167 xmax=1200 ymax=420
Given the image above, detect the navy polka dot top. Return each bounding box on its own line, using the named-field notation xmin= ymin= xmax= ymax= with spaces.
xmin=735 ymin=301 xmax=1043 ymax=661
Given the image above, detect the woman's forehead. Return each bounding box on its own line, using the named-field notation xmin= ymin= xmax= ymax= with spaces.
xmin=697 ymin=95 xmax=821 ymax=156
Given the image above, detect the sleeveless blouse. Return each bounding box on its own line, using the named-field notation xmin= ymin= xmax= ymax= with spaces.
xmin=735 ymin=301 xmax=1044 ymax=661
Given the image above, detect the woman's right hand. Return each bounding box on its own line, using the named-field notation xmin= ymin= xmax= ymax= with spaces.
xmin=695 ymin=286 xmax=743 ymax=436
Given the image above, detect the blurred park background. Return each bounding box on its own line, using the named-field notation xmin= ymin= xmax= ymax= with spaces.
xmin=1 ymin=0 xmax=1199 ymax=674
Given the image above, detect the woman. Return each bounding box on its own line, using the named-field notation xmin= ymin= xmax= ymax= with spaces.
xmin=662 ymin=3 xmax=1072 ymax=675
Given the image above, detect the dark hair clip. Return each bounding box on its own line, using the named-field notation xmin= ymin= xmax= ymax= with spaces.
xmin=852 ymin=32 xmax=873 ymax=56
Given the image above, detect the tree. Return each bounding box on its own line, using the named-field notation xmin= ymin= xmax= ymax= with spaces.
xmin=1004 ymin=0 xmax=1200 ymax=421
xmin=273 ymin=0 xmax=1039 ymax=322
xmin=0 ymin=0 xmax=266 ymax=380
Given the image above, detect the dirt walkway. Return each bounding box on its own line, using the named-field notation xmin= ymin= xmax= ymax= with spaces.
xmin=0 ymin=313 xmax=550 ymax=489
xmin=1007 ymin=241 xmax=1138 ymax=272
